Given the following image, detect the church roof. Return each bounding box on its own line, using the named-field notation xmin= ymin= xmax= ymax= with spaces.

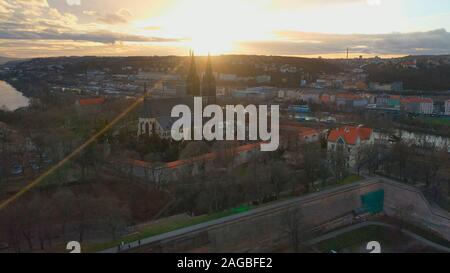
xmin=141 ymin=97 xmax=194 ymax=118
xmin=77 ymin=97 xmax=106 ymax=106
xmin=155 ymin=116 xmax=178 ymax=130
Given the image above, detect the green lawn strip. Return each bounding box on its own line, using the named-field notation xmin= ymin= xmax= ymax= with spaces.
xmin=89 ymin=207 xmax=253 ymax=252
xmin=419 ymin=117 xmax=450 ymax=127
xmin=90 ymin=195 xmax=302 ymax=252
xmin=338 ymin=174 xmax=364 ymax=185
xmin=316 ymin=223 xmax=450 ymax=252
xmin=378 ymin=217 xmax=450 ymax=248
xmin=316 ymin=225 xmax=386 ymax=252
xmin=90 ymin=176 xmax=368 ymax=253
xmin=401 ymin=222 xmax=450 ymax=248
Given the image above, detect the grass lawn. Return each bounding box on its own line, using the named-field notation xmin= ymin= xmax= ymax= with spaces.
xmin=337 ymin=174 xmax=363 ymax=185
xmin=89 ymin=175 xmax=367 ymax=252
xmin=316 ymin=225 xmax=391 ymax=252
xmin=316 ymin=224 xmax=447 ymax=253
xmin=89 ymin=194 xmax=303 ymax=252
xmin=395 ymin=221 xmax=450 ymax=248
xmin=419 ymin=117 xmax=450 ymax=127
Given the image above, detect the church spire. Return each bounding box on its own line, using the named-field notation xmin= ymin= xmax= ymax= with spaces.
xmin=201 ymin=53 xmax=216 ymax=103
xmin=186 ymin=50 xmax=200 ymax=96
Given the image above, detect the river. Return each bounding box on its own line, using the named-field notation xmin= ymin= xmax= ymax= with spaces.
xmin=290 ymin=112 xmax=450 ymax=152
xmin=374 ymin=130 xmax=450 ymax=152
xmin=0 ymin=80 xmax=30 ymax=111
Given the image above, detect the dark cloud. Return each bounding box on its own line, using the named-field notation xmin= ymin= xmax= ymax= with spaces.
xmin=0 ymin=1 xmax=181 ymax=43
xmin=0 ymin=29 xmax=182 ymax=43
xmin=239 ymin=29 xmax=450 ymax=56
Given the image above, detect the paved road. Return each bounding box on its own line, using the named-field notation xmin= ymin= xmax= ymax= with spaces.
xmin=99 ymin=177 xmax=450 ymax=253
xmin=99 ymin=178 xmax=381 ymax=253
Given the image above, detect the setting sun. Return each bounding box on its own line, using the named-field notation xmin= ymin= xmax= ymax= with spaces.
xmin=138 ymin=0 xmax=274 ymax=54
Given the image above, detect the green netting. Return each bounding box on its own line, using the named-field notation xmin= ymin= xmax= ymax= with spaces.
xmin=360 ymin=189 xmax=385 ymax=214
xmin=231 ymin=205 xmax=251 ymax=214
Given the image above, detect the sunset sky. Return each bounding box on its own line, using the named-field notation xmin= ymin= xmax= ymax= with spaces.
xmin=0 ymin=0 xmax=449 ymax=58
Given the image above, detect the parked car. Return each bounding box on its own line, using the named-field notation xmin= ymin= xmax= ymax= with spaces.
xmin=30 ymin=161 xmax=41 ymax=171
xmin=11 ymin=164 xmax=24 ymax=175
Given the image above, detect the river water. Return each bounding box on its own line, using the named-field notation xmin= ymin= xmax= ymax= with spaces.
xmin=375 ymin=130 xmax=450 ymax=152
xmin=0 ymin=80 xmax=29 ymax=111
xmin=291 ymin=113 xmax=450 ymax=152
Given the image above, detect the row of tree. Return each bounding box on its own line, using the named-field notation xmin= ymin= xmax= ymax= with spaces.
xmin=0 ymin=189 xmax=130 ymax=252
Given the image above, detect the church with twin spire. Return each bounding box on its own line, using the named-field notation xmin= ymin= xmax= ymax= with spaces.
xmin=186 ymin=51 xmax=216 ymax=104
xmin=138 ymin=51 xmax=217 ymax=139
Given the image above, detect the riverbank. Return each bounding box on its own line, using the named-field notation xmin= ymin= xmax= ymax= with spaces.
xmin=0 ymin=80 xmax=29 ymax=111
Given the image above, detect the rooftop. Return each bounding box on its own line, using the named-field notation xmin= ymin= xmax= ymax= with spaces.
xmin=77 ymin=97 xmax=106 ymax=106
xmin=123 ymin=142 xmax=262 ymax=170
xmin=328 ymin=126 xmax=373 ymax=145
xmin=401 ymin=97 xmax=433 ymax=104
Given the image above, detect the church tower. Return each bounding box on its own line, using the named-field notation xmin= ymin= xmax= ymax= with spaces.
xmin=201 ymin=54 xmax=216 ymax=104
xmin=186 ymin=51 xmax=201 ymax=96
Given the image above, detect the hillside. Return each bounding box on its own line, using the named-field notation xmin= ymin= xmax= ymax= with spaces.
xmin=0 ymin=57 xmax=21 ymax=65
xmin=367 ymin=64 xmax=450 ymax=91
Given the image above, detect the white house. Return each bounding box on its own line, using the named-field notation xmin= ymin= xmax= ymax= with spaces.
xmin=445 ymin=100 xmax=450 ymax=116
xmin=327 ymin=126 xmax=375 ymax=167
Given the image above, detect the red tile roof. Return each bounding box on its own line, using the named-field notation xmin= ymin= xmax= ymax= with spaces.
xmin=328 ymin=126 xmax=373 ymax=145
xmin=123 ymin=159 xmax=152 ymax=168
xmin=335 ymin=93 xmax=361 ymax=100
xmin=166 ymin=142 xmax=262 ymax=169
xmin=77 ymin=97 xmax=106 ymax=106
xmin=320 ymin=94 xmax=332 ymax=103
xmin=165 ymin=152 xmax=215 ymax=169
xmin=280 ymin=125 xmax=318 ymax=138
xmin=124 ymin=143 xmax=262 ymax=170
xmin=401 ymin=97 xmax=432 ymax=104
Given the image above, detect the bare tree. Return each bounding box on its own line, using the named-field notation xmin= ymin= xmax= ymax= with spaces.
xmin=52 ymin=189 xmax=77 ymax=240
xmin=74 ymin=194 xmax=97 ymax=242
xmin=0 ymin=203 xmax=25 ymax=252
xmin=328 ymin=147 xmax=348 ymax=183
xmin=96 ymin=198 xmax=131 ymax=240
xmin=212 ymin=140 xmax=240 ymax=170
xmin=179 ymin=141 xmax=210 ymax=160
xmin=283 ymin=208 xmax=311 ymax=253
xmin=270 ymin=160 xmax=292 ymax=199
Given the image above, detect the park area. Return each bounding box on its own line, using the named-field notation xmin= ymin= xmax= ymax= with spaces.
xmin=0 ymin=174 xmax=171 ymax=252
xmin=314 ymin=223 xmax=450 ymax=253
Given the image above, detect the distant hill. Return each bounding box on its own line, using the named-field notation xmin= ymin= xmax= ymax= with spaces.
xmin=367 ymin=63 xmax=450 ymax=91
xmin=8 ymin=55 xmax=342 ymax=88
xmin=13 ymin=55 xmax=342 ymax=74
xmin=0 ymin=57 xmax=21 ymax=65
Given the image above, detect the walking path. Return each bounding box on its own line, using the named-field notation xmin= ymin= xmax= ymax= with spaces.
xmin=98 ymin=176 xmax=450 ymax=253
xmin=99 ymin=178 xmax=381 ymax=253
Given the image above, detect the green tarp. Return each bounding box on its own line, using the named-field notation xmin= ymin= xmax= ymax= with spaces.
xmin=360 ymin=189 xmax=385 ymax=214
